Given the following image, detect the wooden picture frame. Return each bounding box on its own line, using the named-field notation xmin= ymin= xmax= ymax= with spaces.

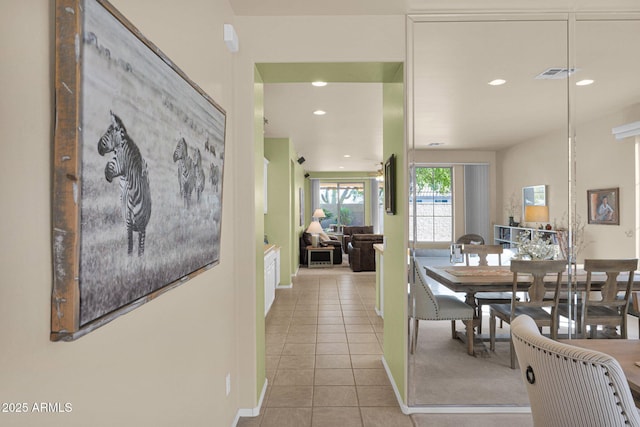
xmin=587 ymin=188 xmax=619 ymax=225
xmin=52 ymin=0 xmax=226 ymax=340
xmin=384 ymin=154 xmax=396 ymax=215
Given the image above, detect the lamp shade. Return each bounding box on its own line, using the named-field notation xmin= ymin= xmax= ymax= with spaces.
xmin=312 ymin=208 xmax=326 ymax=219
xmin=524 ymin=205 xmax=549 ymax=223
xmin=306 ymin=221 xmax=323 ymax=234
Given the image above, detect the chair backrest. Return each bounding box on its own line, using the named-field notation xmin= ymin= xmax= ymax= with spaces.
xmin=455 ymin=233 xmax=485 ymax=245
xmin=462 ymin=244 xmax=503 ymax=266
xmin=583 ymin=258 xmax=638 ymax=313
xmin=510 ymin=259 xmax=567 ymax=312
xmin=410 ymin=258 xmax=439 ymax=320
xmin=511 ymin=314 xmax=640 ymax=427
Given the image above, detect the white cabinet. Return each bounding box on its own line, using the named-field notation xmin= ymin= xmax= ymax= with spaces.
xmin=264 ymin=245 xmax=280 ymax=315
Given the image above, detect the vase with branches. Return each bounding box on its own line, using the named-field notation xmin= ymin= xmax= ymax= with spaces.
xmin=505 ymin=192 xmax=520 ymax=226
xmin=555 ymin=212 xmax=589 ymax=263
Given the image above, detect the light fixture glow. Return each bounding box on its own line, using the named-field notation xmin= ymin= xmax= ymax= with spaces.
xmin=488 ymin=79 xmax=507 ymax=86
xmin=343 ymin=154 xmax=351 ymax=158
xmin=313 ymin=110 xmax=326 ymax=116
xmin=312 ymin=81 xmax=327 ymax=87
xmin=576 ymin=79 xmax=594 ymax=86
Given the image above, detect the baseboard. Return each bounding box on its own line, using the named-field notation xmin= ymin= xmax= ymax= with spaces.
xmin=381 ymin=356 xmax=410 ymax=414
xmin=277 ymin=283 xmax=293 ymax=289
xmin=231 ymin=379 xmax=268 ymax=426
xmin=407 ymin=405 xmax=531 ymax=414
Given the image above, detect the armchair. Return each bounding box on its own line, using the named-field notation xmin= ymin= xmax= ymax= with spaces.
xmin=347 ymin=233 xmax=383 ymax=272
xmin=342 ymin=225 xmax=374 ymax=251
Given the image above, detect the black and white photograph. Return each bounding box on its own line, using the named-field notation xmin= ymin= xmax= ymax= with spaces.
xmin=52 ymin=0 xmax=226 ymax=339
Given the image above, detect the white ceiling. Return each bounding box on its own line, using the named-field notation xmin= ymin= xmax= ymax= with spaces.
xmin=264 ymin=83 xmax=383 ymax=172
xmin=241 ymin=1 xmax=640 ymax=172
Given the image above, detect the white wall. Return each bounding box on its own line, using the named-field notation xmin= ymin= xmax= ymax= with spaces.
xmin=0 ymin=1 xmax=243 ymax=426
xmin=499 ymin=106 xmax=638 ymax=261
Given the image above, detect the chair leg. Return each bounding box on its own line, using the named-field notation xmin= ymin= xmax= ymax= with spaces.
xmin=464 ymin=319 xmax=474 ymax=356
xmin=411 ymin=318 xmax=419 ymax=354
xmin=477 ymin=302 xmax=483 ymax=334
xmin=451 ymin=320 xmax=457 ymax=339
xmin=489 ymin=310 xmax=496 ymax=351
xmin=509 ymin=335 xmax=516 ymax=369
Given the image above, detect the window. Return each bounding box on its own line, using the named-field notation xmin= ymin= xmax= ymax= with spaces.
xmin=410 ymin=167 xmax=453 ymax=242
xmin=318 ymin=182 xmax=365 ymax=227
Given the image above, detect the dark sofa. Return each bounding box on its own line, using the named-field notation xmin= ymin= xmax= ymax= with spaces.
xmin=299 ymin=232 xmax=343 ymax=266
xmin=347 ymin=233 xmax=384 ymax=272
xmin=342 ymin=225 xmax=374 ymax=251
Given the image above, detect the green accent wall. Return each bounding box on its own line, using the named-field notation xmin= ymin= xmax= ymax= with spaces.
xmin=381 ymin=67 xmax=406 ymax=402
xmin=254 ymin=67 xmax=266 ymax=401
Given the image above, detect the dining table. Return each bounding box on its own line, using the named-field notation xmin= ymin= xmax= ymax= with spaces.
xmin=559 ymin=338 xmax=640 ymax=407
xmin=423 ymin=264 xmax=640 ymax=355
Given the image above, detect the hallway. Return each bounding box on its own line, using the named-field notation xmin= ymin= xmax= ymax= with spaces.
xmin=238 ymin=268 xmax=412 ymax=427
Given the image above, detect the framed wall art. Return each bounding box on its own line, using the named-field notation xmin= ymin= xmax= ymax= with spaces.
xmin=587 ymin=188 xmax=619 ymax=225
xmin=52 ymin=0 xmax=226 ymax=340
xmin=384 ymin=154 xmax=396 ymax=215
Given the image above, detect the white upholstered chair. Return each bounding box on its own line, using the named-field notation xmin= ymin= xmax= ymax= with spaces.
xmin=410 ymin=258 xmax=475 ymax=355
xmin=511 ymin=314 xmax=640 ymax=427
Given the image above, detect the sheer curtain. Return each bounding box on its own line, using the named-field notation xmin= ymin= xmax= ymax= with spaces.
xmin=463 ymin=164 xmax=490 ymax=241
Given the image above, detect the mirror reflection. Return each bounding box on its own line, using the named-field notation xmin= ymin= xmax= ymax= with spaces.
xmin=408 ymin=14 xmax=640 ymax=409
xmin=408 ymin=16 xmax=570 ymax=407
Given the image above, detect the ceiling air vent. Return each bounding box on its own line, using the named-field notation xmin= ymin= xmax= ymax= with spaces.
xmin=535 ymin=67 xmax=578 ymax=80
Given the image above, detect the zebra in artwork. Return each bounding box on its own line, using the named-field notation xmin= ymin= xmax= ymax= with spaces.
xmin=209 ymin=163 xmax=220 ymax=193
xmin=173 ymin=137 xmax=196 ymax=208
xmin=97 ymin=111 xmax=152 ymax=256
xmin=193 ymin=148 xmax=205 ymax=203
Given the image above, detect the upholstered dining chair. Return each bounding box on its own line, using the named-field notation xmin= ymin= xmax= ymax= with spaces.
xmin=490 ymin=259 xmax=567 ymax=369
xmin=557 ymin=258 xmax=638 ymax=339
xmin=511 ymin=314 xmax=640 ymax=427
xmin=410 ymin=258 xmax=475 ymax=355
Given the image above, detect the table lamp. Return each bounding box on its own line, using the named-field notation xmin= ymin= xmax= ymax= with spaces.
xmin=524 ymin=205 xmax=549 ymax=227
xmin=312 ymin=208 xmax=326 ymax=220
xmin=306 ymin=221 xmax=323 ymax=247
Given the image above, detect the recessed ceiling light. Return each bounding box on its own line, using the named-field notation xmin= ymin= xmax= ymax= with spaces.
xmin=339 ymin=166 xmax=344 ymax=169
xmin=576 ymin=79 xmax=594 ymax=86
xmin=344 ymin=154 xmax=351 ymax=158
xmin=488 ymin=79 xmax=507 ymax=86
xmin=312 ymin=81 xmax=327 ymax=87
xmin=313 ymin=110 xmax=326 ymax=116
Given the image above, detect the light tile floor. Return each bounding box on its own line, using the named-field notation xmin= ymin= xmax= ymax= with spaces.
xmin=237 ymin=270 xmax=413 ymax=427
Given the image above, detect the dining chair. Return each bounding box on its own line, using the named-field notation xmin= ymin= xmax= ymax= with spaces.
xmin=455 ymin=233 xmax=484 ymax=245
xmin=410 ymin=258 xmax=475 ymax=355
xmin=460 ymin=244 xmax=514 ymax=334
xmin=557 ymin=258 xmax=638 ymax=339
xmin=489 ymin=259 xmax=567 ymax=369
xmin=511 ymin=314 xmax=640 ymax=427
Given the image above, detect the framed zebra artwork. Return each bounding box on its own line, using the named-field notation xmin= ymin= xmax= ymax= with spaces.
xmin=52 ymin=0 xmax=226 ymax=340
